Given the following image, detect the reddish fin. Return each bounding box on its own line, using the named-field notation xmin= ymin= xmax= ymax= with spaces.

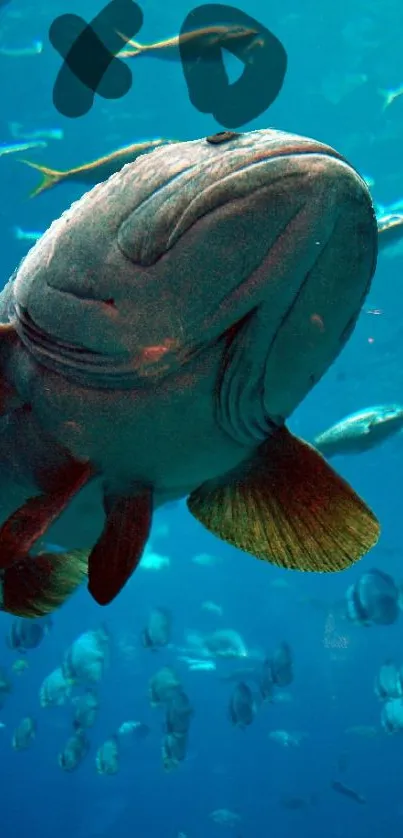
xmin=1 ymin=549 xmax=88 ymax=617
xmin=88 ymin=488 xmax=153 ymax=606
xmin=187 ymin=425 xmax=380 ymax=572
xmin=0 ymin=460 xmax=92 ymax=569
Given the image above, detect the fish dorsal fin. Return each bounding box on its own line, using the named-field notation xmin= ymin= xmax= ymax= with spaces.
xmin=187 ymin=426 xmax=380 ymax=572
xmin=88 ymin=488 xmax=153 ymax=605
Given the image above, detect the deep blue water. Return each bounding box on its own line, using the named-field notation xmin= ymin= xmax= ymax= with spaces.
xmin=1 ymin=0 xmax=403 ymax=836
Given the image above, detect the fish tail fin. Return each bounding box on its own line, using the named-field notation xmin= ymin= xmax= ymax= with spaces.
xmin=1 ymin=549 xmax=88 ymax=617
xmin=115 ymin=30 xmax=144 ymax=57
xmin=19 ymin=159 xmax=65 ymax=197
xmin=378 ymin=88 xmax=393 ymax=111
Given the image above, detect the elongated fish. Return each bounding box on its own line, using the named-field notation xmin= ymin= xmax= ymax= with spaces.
xmin=20 ymin=139 xmax=173 ymax=197
xmin=0 ymin=40 xmax=43 ymax=56
xmin=0 ymin=128 xmax=379 ymax=617
xmin=117 ymin=24 xmax=262 ymax=60
xmin=0 ymin=140 xmax=46 ymax=158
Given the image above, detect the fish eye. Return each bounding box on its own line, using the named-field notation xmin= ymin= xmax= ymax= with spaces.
xmin=206 ymin=131 xmax=241 ymax=145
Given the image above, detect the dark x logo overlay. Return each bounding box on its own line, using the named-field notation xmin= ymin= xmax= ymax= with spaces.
xmin=50 ymin=0 xmax=287 ymax=127
xmin=50 ymin=0 xmax=142 ymax=118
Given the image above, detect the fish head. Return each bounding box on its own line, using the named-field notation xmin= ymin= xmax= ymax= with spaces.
xmin=375 ymin=404 xmax=403 ymax=430
xmin=10 ymin=128 xmax=377 ymax=446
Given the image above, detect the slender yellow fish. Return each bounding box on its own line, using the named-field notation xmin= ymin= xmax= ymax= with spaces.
xmin=20 ymin=139 xmax=174 ymax=197
xmin=117 ymin=24 xmax=264 ymax=61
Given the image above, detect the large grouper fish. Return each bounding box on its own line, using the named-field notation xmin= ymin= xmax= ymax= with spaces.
xmin=0 ymin=128 xmax=380 ymax=617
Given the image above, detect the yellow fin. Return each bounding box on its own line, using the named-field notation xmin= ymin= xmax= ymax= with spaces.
xmin=187 ymin=426 xmax=380 ymax=572
xmin=19 ymin=159 xmax=66 ymax=198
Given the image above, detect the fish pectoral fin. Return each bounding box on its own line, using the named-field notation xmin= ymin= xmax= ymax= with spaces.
xmin=1 ymin=549 xmax=88 ymax=617
xmin=0 ymin=459 xmax=93 ymax=569
xmin=87 ymin=487 xmax=153 ymax=606
xmin=187 ymin=425 xmax=380 ymax=572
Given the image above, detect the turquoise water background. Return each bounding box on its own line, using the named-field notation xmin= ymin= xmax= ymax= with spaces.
xmin=1 ymin=0 xmax=403 ymax=836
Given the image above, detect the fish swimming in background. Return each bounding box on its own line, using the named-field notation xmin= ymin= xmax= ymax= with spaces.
xmin=20 ymin=139 xmax=173 ymax=197
xmin=268 ymin=729 xmax=307 ymax=747
xmin=331 ymin=780 xmax=366 ymax=805
xmin=8 ymin=122 xmax=64 ymax=142
xmin=6 ymin=615 xmax=52 ymax=651
xmin=12 ymin=715 xmax=37 ymax=750
xmin=0 ymin=40 xmax=43 ymax=56
xmin=201 ymin=600 xmax=223 ymax=616
xmin=12 ymin=658 xmax=29 ymax=674
xmin=141 ymin=606 xmax=172 ymax=649
xmin=0 ymin=140 xmax=46 ymax=158
xmin=117 ymin=24 xmax=263 ymax=61
xmin=378 ymin=83 xmax=403 ymax=112
xmin=0 ymin=667 xmax=11 ymax=708
xmin=313 ymin=405 xmax=403 ymax=457
xmin=13 ymin=227 xmax=43 ymax=243
xmin=377 ymin=212 xmax=403 ymax=250
xmin=209 ymin=810 xmax=241 ymax=827
xmin=228 ymin=681 xmax=257 ymax=727
xmin=345 ymin=568 xmax=400 ymax=627
xmin=59 ymin=729 xmax=90 ymax=772
xmin=0 ymin=128 xmax=380 ymax=618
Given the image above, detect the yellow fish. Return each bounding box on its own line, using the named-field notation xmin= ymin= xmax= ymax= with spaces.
xmin=20 ymin=139 xmax=173 ymax=198
xmin=117 ymin=24 xmax=264 ymax=61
